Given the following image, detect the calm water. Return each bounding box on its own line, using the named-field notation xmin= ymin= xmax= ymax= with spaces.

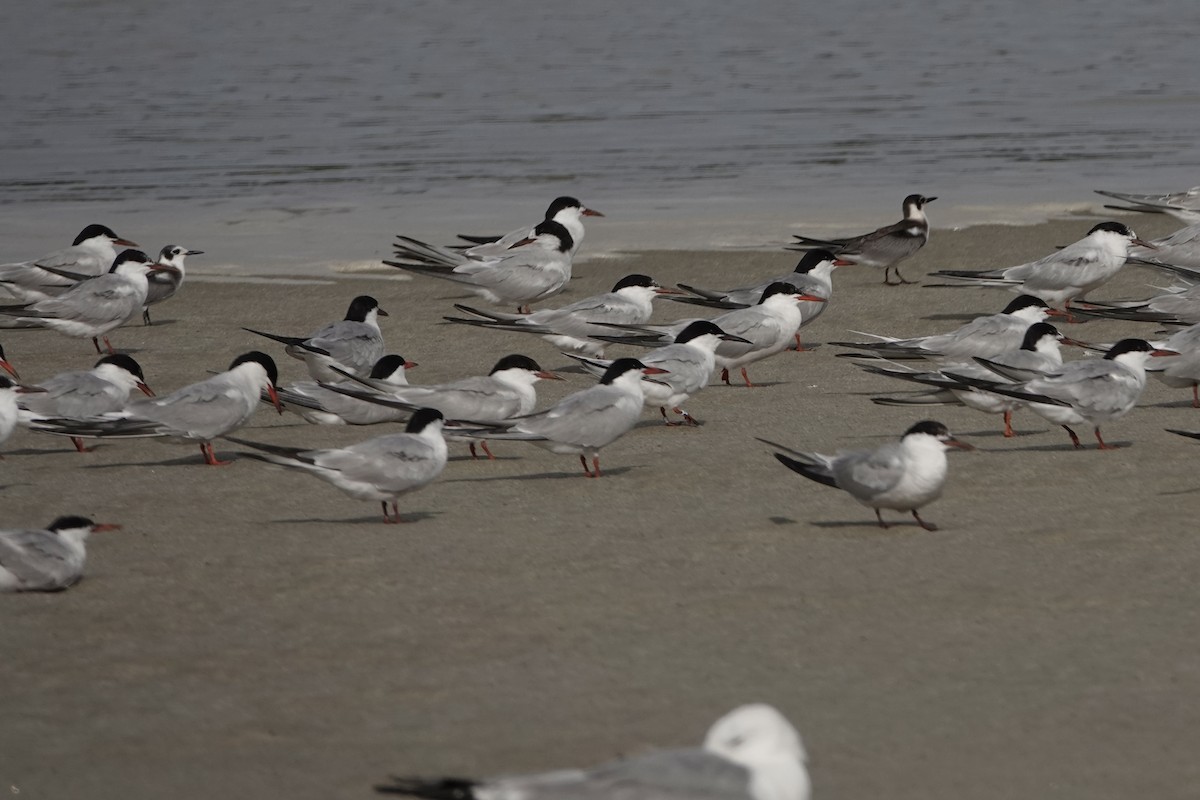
xmin=2 ymin=0 xmax=1198 ymax=272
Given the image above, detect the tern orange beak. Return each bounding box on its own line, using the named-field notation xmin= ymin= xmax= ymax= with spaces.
xmin=833 ymin=258 xmax=856 ymax=266
xmin=403 ymin=359 xmax=418 ymax=369
xmin=535 ymin=370 xmax=565 ymax=380
xmin=266 ymin=384 xmax=284 ymax=414
xmin=92 ymin=523 xmax=122 ymax=533
xmin=641 ymin=366 xmax=670 ymax=375
xmin=0 ymin=359 xmax=18 ymax=380
xmin=795 ymin=293 xmax=828 ymax=303
xmin=1151 ymin=348 xmax=1180 ymax=357
xmin=137 ymin=381 xmax=155 ymax=397
xmin=582 ymin=208 xmax=604 ymax=217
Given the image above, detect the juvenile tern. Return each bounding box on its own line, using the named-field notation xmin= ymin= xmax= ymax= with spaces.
xmin=759 ymin=420 xmax=973 ymax=531
xmin=445 ymin=274 xmax=679 ymax=356
xmin=830 ymin=295 xmax=1060 ymax=361
xmin=143 ymin=244 xmax=203 ymax=325
xmin=244 ymin=295 xmax=388 ymax=382
xmin=947 ymin=338 xmax=1176 ymax=450
xmin=566 ymin=320 xmax=750 ymax=425
xmin=386 ymin=220 xmax=574 ymax=313
xmin=0 ymin=516 xmax=120 ymax=592
xmin=376 ymin=703 xmax=809 ymax=800
xmin=456 ymin=195 xmax=603 ymax=258
xmin=29 ymin=351 xmax=283 ymax=465
xmin=0 ymin=249 xmax=161 ymax=353
xmin=228 ymin=407 xmax=447 ymax=524
xmin=789 ymin=193 xmax=934 ymax=285
xmin=18 ymin=354 xmax=154 ymax=452
xmin=452 ymin=357 xmax=666 ymax=477
xmin=927 ymin=222 xmax=1155 ymax=310
xmin=0 ymin=224 xmax=139 ymax=303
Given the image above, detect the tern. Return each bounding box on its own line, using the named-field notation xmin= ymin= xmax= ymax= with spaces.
xmin=452 ymin=358 xmax=666 ymax=477
xmin=759 ymin=420 xmax=973 ymax=531
xmin=0 ymin=249 xmax=162 ymax=353
xmin=244 ymin=295 xmax=388 ymax=382
xmin=386 ymin=220 xmax=574 ymax=313
xmin=445 ymin=274 xmax=680 ymax=356
xmin=28 ymin=351 xmax=283 ymax=465
xmin=456 ymin=195 xmax=603 ymax=258
xmin=947 ymin=338 xmax=1176 ymax=449
xmin=0 ymin=516 xmax=120 ymax=592
xmin=830 ymin=295 xmax=1060 ymax=361
xmin=0 ymin=224 xmax=139 ymax=303
xmin=1095 ymin=186 xmax=1200 ymax=224
xmin=228 ymin=407 xmax=447 ymax=524
xmin=18 ymin=354 xmax=154 ymax=452
xmin=927 ymin=222 xmax=1156 ymax=311
xmin=143 ymin=244 xmax=203 ymax=325
xmin=275 ymin=354 xmax=416 ymax=426
xmin=789 ymin=193 xmax=934 ymax=285
xmin=0 ymin=375 xmax=46 ymax=455
xmin=594 ymin=282 xmax=827 ymax=387
xmin=319 ymin=354 xmax=561 ymax=459
xmin=565 ymin=320 xmax=751 ymax=425
xmin=375 ymin=703 xmax=809 ymax=800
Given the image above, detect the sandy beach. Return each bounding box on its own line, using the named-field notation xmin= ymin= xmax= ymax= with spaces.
xmin=3 ymin=213 xmax=1200 ymax=799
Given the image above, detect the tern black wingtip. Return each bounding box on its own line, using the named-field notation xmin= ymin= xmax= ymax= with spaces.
xmin=374 ymin=777 xmax=480 ymax=799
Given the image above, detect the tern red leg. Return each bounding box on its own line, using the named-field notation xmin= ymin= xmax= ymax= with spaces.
xmin=1002 ymin=410 xmax=1014 ymax=438
xmin=1094 ymin=427 xmax=1118 ymax=450
xmin=874 ymin=509 xmax=890 ymax=529
xmin=381 ymin=501 xmax=405 ymax=523
xmin=740 ymin=367 xmax=754 ymax=388
xmin=71 ymin=437 xmax=94 ymax=453
xmin=479 ymin=441 xmax=495 ymax=460
xmin=720 ymin=367 xmax=731 ymax=386
xmin=911 ymin=510 xmax=938 ymax=531
xmin=579 ymin=454 xmax=595 ymax=477
xmin=1062 ymin=425 xmax=1082 ymax=449
xmin=200 ymin=442 xmax=232 ymax=466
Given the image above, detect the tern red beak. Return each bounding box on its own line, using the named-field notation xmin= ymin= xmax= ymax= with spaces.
xmin=266 ymin=384 xmax=284 ymax=413
xmin=403 ymin=359 xmax=418 ymax=369
xmin=833 ymin=258 xmax=856 ymax=266
xmin=1151 ymin=348 xmax=1180 ymax=357
xmin=795 ymin=293 xmax=828 ymax=303
xmin=137 ymin=381 xmax=155 ymax=397
xmin=92 ymin=523 xmax=122 ymax=533
xmin=0 ymin=359 xmax=18 ymax=380
xmin=114 ymin=237 xmax=139 ymax=248
xmin=535 ymin=370 xmax=565 ymax=381
xmin=1132 ymin=238 xmax=1158 ymax=250
xmin=582 ymin=208 xmax=604 ymax=217
xmin=945 ymin=437 xmax=975 ymax=451
xmin=641 ymin=366 xmax=670 ymax=375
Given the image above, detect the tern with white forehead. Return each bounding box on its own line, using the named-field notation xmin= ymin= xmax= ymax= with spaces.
xmin=790 ymin=193 xmax=934 ymax=285
xmin=143 ymin=244 xmax=203 ymax=325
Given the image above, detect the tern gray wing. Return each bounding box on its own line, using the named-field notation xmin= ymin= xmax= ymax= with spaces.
xmin=832 ymin=443 xmax=906 ymax=497
xmin=513 ymin=386 xmax=640 ymax=447
xmin=0 ymin=530 xmax=81 ymax=590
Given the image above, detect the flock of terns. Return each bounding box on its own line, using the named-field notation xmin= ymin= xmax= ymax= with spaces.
xmin=5 ymin=186 xmax=1200 ymax=796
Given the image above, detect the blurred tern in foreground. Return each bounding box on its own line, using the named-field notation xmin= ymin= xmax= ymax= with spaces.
xmin=456 ymin=195 xmax=603 ymax=258
xmin=0 ymin=224 xmax=139 ymax=303
xmin=376 ymin=703 xmax=809 ymax=800
xmin=867 ymin=323 xmax=1081 ymax=437
xmin=322 ymin=354 xmax=560 ymax=459
xmin=18 ymin=354 xmax=154 ymax=452
xmin=566 ymin=320 xmax=750 ymax=425
xmin=244 ymin=295 xmax=387 ymax=382
xmin=274 ymin=354 xmax=415 ymax=426
xmin=143 ymin=244 xmax=203 ymax=325
xmin=229 ymin=408 xmax=447 ymax=524
xmin=1095 ymin=186 xmax=1200 ymax=224
xmin=445 ymin=274 xmax=679 ymax=356
xmin=927 ymin=222 xmax=1155 ymax=311
xmin=759 ymin=420 xmax=973 ymax=531
xmin=0 ymin=376 xmax=45 ymax=455
xmin=452 ymin=358 xmax=666 ymax=477
xmin=946 ymin=338 xmax=1176 ymax=449
xmin=386 ymin=220 xmax=574 ymax=313
xmin=789 ymin=193 xmax=934 ymax=285
xmin=1076 ymin=279 xmax=1200 ymax=325
xmin=831 ymin=295 xmax=1060 ymax=362
xmin=674 ymin=249 xmax=851 ymax=349
xmin=0 ymin=516 xmax=120 ymax=592
xmin=595 ymin=282 xmax=826 ymax=387
xmin=0 ymin=249 xmax=161 ymax=353
xmin=29 ymin=351 xmax=283 ymax=465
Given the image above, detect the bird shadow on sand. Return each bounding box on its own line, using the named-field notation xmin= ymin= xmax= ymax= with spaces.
xmin=976 ymin=440 xmax=1132 ymax=453
xmin=269 ymin=511 xmax=442 ymax=525
xmin=921 ymin=312 xmax=985 ymax=322
xmin=76 ymin=454 xmax=220 ymax=469
xmin=956 ymin=427 xmax=1053 ymax=438
xmin=715 ymin=380 xmax=788 ymax=389
xmin=810 ymin=519 xmax=934 ymax=532
xmin=1144 ymin=399 xmax=1200 ymax=410
xmin=139 ymin=319 xmax=180 ymax=328
xmin=442 ymin=465 xmax=638 ymax=483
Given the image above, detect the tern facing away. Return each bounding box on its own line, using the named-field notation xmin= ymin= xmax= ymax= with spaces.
xmin=789 ymin=193 xmax=934 ymax=285
xmin=927 ymin=222 xmax=1156 ymax=310
xmin=244 ymin=295 xmax=388 ymax=382
xmin=759 ymin=420 xmax=973 ymax=531
xmin=387 ymin=220 xmax=575 ymax=313
xmin=375 ymin=703 xmax=809 ymax=800
xmin=0 ymin=516 xmax=121 ymax=592
xmin=228 ymin=407 xmax=448 ymax=524
xmin=28 ymin=351 xmax=283 ymax=466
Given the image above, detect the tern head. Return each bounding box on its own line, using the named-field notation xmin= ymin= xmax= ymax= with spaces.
xmin=1087 ymin=220 xmax=1156 ymax=250
xmin=156 ymin=244 xmax=203 ymax=268
xmin=95 ymin=353 xmax=153 ymax=396
xmin=794 ymin=249 xmax=853 ymax=274
xmin=345 ymin=295 xmax=388 ymax=322
xmin=47 ymin=515 xmax=121 ymax=540
xmin=903 ymin=420 xmax=974 ymax=451
xmin=599 ymin=357 xmax=667 ymax=385
xmin=74 ymin=224 xmax=138 ymax=248
xmin=510 ymin=219 xmax=574 ymax=253
xmin=612 ymin=273 xmax=680 ymax=298
xmin=405 ymin=407 xmax=444 ymax=434
xmin=1001 ymin=294 xmax=1059 ymax=321
xmin=370 ymin=354 xmax=416 ymax=382
xmin=545 ymin=195 xmax=604 ymax=220
xmin=675 ymin=320 xmax=752 ymax=346
xmin=108 ymin=249 xmax=155 ymax=275
xmin=704 ymin=704 xmax=807 ymax=767
xmin=757 ymin=282 xmax=800 ymax=305
xmin=229 ymin=351 xmax=283 ymax=414
xmin=903 ymin=194 xmax=936 ymax=216
xmin=1103 ymin=338 xmax=1178 ymax=363
xmin=489 ymin=354 xmax=561 ymax=381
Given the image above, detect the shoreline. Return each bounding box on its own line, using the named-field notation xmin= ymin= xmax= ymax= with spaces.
xmin=3 ymin=212 xmax=1199 ymax=800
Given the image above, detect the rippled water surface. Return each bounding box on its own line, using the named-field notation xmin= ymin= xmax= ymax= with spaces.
xmin=2 ymin=0 xmax=1198 ymax=269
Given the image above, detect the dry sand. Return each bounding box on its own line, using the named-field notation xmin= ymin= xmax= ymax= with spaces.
xmin=3 ymin=213 xmax=1200 ymax=799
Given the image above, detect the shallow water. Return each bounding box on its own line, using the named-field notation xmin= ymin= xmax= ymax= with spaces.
xmin=1 ymin=0 xmax=1198 ymax=272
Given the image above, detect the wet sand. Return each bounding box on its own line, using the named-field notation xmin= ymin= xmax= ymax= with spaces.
xmin=3 ymin=213 xmax=1200 ymax=799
